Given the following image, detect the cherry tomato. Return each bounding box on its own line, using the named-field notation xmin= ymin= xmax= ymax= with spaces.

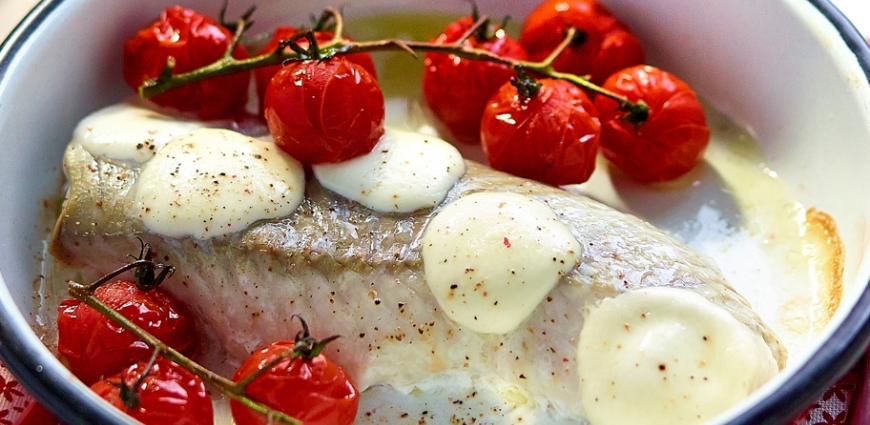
xmin=422 ymin=16 xmax=529 ymax=144
xmin=481 ymin=78 xmax=601 ymax=186
xmin=520 ymin=0 xmax=645 ymax=85
xmin=255 ymin=27 xmax=377 ymax=113
xmin=264 ymin=57 xmax=385 ymax=164
xmin=123 ymin=6 xmax=250 ymax=119
xmin=231 ymin=340 xmax=359 ymax=425
xmin=57 ymin=280 xmax=197 ymax=385
xmin=593 ymin=65 xmax=710 ymax=182
xmin=91 ymin=358 xmax=213 ymax=425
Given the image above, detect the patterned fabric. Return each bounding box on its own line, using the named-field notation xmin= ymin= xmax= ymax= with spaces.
xmin=790 ymin=362 xmax=862 ymax=425
xmin=0 ymin=363 xmax=35 ymax=424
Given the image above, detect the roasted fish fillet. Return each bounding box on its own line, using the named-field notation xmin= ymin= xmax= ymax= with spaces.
xmin=50 ymin=129 xmax=786 ymax=424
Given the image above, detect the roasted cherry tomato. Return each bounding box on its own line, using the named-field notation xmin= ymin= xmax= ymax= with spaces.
xmin=422 ymin=16 xmax=529 ymax=144
xmin=520 ymin=0 xmax=645 ymax=85
xmin=231 ymin=340 xmax=359 ymax=425
xmin=91 ymin=358 xmax=213 ymax=425
xmin=57 ymin=280 xmax=197 ymax=385
xmin=264 ymin=57 xmax=385 ymax=164
xmin=123 ymin=6 xmax=250 ymax=119
xmin=255 ymin=27 xmax=377 ymax=113
xmin=481 ymin=78 xmax=601 ymax=186
xmin=594 ymin=65 xmax=710 ymax=182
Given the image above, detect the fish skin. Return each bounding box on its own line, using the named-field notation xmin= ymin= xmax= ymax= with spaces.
xmin=50 ymin=142 xmax=786 ymax=420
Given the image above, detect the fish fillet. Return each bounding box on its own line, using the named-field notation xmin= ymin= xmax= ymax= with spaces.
xmin=50 ymin=139 xmax=786 ymax=423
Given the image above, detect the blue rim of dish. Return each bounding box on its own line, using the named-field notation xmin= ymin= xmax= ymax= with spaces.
xmin=1 ymin=1 xmax=870 ymax=424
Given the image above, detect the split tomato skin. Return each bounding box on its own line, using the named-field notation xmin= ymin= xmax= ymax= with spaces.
xmin=255 ymin=27 xmax=377 ymax=113
xmin=264 ymin=57 xmax=385 ymax=165
xmin=422 ymin=16 xmax=529 ymax=144
xmin=57 ymin=280 xmax=197 ymax=386
xmin=481 ymin=78 xmax=601 ymax=186
xmin=123 ymin=6 xmax=250 ymax=119
xmin=520 ymin=0 xmax=645 ymax=85
xmin=91 ymin=358 xmax=213 ymax=425
xmin=231 ymin=340 xmax=359 ymax=425
xmin=594 ymin=65 xmax=710 ymax=183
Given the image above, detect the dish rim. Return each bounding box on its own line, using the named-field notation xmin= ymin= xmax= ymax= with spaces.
xmin=1 ymin=0 xmax=870 ymax=424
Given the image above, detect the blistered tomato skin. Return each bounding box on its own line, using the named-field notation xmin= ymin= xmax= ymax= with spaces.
xmin=481 ymin=78 xmax=601 ymax=186
xmin=594 ymin=65 xmax=710 ymax=183
xmin=57 ymin=280 xmax=197 ymax=385
xmin=423 ymin=16 xmax=529 ymax=144
xmin=520 ymin=0 xmax=645 ymax=85
xmin=231 ymin=341 xmax=359 ymax=425
xmin=255 ymin=27 xmax=377 ymax=113
xmin=91 ymin=358 xmax=214 ymax=425
xmin=265 ymin=57 xmax=385 ymax=165
xmin=123 ymin=6 xmax=249 ymax=119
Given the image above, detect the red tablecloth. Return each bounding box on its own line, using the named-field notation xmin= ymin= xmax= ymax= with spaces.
xmin=792 ymin=355 xmax=865 ymax=425
xmin=0 ymin=361 xmax=56 ymax=425
xmin=0 ymin=354 xmax=867 ymax=424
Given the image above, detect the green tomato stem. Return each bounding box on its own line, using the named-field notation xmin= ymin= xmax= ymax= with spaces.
xmin=224 ymin=18 xmax=248 ymax=59
xmin=329 ymin=6 xmax=345 ymax=40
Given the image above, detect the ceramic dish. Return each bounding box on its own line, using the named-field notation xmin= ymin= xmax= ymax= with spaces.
xmin=2 ymin=0 xmax=870 ymax=424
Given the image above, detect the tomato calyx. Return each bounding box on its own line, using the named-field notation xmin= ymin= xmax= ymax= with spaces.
xmin=130 ymin=238 xmax=174 ymax=292
xmin=510 ymin=69 xmax=543 ymax=99
xmin=469 ymin=5 xmax=511 ymax=42
xmin=291 ymin=314 xmax=340 ymax=360
xmin=277 ymin=32 xmax=325 ymax=60
xmin=311 ymin=7 xmax=340 ymax=33
xmin=217 ymin=3 xmax=256 ymax=34
xmin=113 ymin=352 xmax=161 ymax=409
xmin=117 ymin=374 xmax=141 ymax=410
xmin=67 ymin=240 xmax=173 ymax=303
xmin=570 ymin=27 xmax=589 ymax=47
xmin=269 ymin=11 xmax=352 ymax=63
xmin=618 ymin=99 xmax=650 ymax=126
xmin=272 ymin=27 xmax=346 ymax=64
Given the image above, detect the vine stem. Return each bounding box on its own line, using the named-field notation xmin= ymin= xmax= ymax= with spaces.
xmin=224 ymin=18 xmax=248 ymax=59
xmin=138 ymin=7 xmax=649 ymax=121
xmin=66 ymin=272 xmax=303 ymax=425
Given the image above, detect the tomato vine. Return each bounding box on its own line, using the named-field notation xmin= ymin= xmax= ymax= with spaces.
xmin=136 ymin=7 xmax=651 ymax=124
xmin=65 ymin=246 xmax=306 ymax=425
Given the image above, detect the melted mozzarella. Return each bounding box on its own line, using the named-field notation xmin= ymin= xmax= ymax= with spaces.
xmin=421 ymin=192 xmax=581 ymax=333
xmin=578 ymin=287 xmax=778 ymax=425
xmin=131 ymin=128 xmax=305 ymax=239
xmin=72 ymin=103 xmax=207 ymax=163
xmin=313 ymin=127 xmax=464 ymax=213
